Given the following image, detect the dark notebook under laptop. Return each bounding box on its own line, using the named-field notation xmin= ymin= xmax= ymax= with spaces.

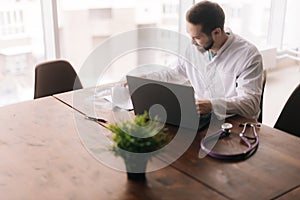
xmin=126 ymin=75 xmax=211 ymax=130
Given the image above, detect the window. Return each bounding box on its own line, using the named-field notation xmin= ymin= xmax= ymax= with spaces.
xmin=282 ymin=0 xmax=300 ymax=50
xmin=0 ymin=0 xmax=298 ymax=107
xmin=195 ymin=0 xmax=272 ymax=48
xmin=56 ymin=0 xmax=180 ymax=85
xmin=0 ymin=0 xmax=45 ymax=106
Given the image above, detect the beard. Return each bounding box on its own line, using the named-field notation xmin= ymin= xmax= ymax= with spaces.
xmin=195 ymin=36 xmax=214 ymax=53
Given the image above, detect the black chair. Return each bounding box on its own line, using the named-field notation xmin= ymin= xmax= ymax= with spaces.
xmin=258 ymin=70 xmax=267 ymax=123
xmin=274 ymin=83 xmax=300 ymax=137
xmin=34 ymin=60 xmax=83 ymax=99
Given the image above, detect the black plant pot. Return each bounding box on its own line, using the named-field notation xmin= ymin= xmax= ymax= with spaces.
xmin=127 ymin=172 xmax=146 ymax=181
xmin=123 ymin=155 xmax=148 ymax=182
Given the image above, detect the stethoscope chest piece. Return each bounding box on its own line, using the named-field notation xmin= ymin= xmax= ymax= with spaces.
xmin=221 ymin=123 xmax=233 ymax=136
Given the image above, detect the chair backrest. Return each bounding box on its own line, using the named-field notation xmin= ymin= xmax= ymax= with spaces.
xmin=34 ymin=60 xmax=83 ymax=99
xmin=258 ymin=70 xmax=267 ymax=123
xmin=274 ymin=83 xmax=300 ymax=137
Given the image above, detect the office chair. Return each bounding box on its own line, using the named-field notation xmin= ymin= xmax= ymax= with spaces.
xmin=258 ymin=70 xmax=267 ymax=123
xmin=274 ymin=83 xmax=300 ymax=137
xmin=34 ymin=60 xmax=83 ymax=99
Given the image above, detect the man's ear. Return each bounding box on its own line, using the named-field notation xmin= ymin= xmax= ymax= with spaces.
xmin=212 ymin=28 xmax=222 ymax=36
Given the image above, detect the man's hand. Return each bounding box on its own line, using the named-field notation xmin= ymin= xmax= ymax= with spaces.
xmin=195 ymin=100 xmax=212 ymax=114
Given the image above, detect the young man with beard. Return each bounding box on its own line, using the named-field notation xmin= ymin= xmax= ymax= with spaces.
xmin=145 ymin=0 xmax=263 ymax=120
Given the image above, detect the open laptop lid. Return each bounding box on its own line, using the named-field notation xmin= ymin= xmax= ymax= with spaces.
xmin=126 ymin=75 xmax=210 ymax=130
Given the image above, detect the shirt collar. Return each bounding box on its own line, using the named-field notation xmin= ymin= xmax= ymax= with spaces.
xmin=215 ymin=29 xmax=234 ymax=57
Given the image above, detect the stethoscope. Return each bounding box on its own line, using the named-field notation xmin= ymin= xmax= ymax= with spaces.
xmin=200 ymin=122 xmax=260 ymax=160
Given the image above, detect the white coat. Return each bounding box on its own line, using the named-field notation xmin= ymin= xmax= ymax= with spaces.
xmin=145 ymin=30 xmax=263 ymax=119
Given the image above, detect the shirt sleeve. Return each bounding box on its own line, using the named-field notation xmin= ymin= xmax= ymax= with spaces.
xmin=211 ymin=52 xmax=263 ymax=120
xmin=143 ymin=57 xmax=189 ymax=84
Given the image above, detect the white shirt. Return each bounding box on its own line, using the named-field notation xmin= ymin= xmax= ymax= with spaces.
xmin=145 ymin=30 xmax=263 ymax=119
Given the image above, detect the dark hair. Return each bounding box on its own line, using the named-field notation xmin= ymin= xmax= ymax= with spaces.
xmin=186 ymin=1 xmax=225 ymax=35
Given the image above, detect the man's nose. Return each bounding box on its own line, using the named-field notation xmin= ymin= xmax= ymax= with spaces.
xmin=191 ymin=38 xmax=196 ymax=44
xmin=192 ymin=39 xmax=198 ymax=46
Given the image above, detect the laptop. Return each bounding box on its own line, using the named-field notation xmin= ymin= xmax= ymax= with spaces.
xmin=126 ymin=75 xmax=211 ymax=130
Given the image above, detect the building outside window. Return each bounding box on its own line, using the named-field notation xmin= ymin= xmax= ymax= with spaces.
xmin=57 ymin=0 xmax=179 ymax=85
xmin=0 ymin=0 xmax=44 ymax=106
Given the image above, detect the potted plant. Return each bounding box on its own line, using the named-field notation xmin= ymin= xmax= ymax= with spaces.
xmin=108 ymin=111 xmax=171 ymax=181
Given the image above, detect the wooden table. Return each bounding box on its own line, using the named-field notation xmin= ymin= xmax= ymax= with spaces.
xmin=0 ymin=96 xmax=226 ymax=199
xmin=53 ymin=86 xmax=300 ymax=200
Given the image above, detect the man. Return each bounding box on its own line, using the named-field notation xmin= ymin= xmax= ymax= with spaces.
xmin=145 ymin=0 xmax=263 ymax=120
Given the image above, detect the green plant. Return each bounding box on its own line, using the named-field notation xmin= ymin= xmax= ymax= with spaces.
xmin=108 ymin=112 xmax=171 ymax=155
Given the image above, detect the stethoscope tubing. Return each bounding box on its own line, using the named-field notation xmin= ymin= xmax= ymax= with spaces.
xmin=200 ymin=123 xmax=259 ymax=160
